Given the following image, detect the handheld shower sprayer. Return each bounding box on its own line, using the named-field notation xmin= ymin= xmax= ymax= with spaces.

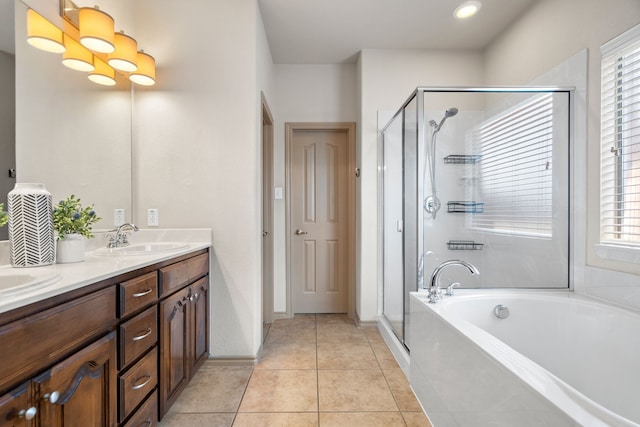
xmin=425 ymin=107 xmax=459 ymax=219
xmin=430 ymin=107 xmax=459 ymax=132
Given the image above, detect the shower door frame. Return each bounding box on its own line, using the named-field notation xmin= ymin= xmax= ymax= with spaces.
xmin=379 ymin=86 xmax=575 ymax=351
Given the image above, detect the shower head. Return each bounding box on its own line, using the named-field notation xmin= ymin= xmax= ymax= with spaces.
xmin=431 ymin=107 xmax=459 ymax=132
xmin=445 ymin=107 xmax=459 ymax=118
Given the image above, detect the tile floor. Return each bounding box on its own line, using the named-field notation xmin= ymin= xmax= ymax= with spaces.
xmin=159 ymin=314 xmax=432 ymax=427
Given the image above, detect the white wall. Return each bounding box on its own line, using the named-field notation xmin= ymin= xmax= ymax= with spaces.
xmin=484 ymin=0 xmax=640 ymax=310
xmin=359 ymin=49 xmax=485 ymax=321
xmin=133 ymin=0 xmax=264 ymax=357
xmin=272 ymin=64 xmax=358 ymax=313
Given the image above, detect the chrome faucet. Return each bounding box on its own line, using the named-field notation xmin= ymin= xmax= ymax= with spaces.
xmin=108 ymin=223 xmax=139 ymax=248
xmin=428 ymin=259 xmax=479 ymax=303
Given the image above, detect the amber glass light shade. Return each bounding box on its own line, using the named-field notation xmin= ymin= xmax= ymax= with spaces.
xmin=62 ymin=35 xmax=95 ymax=72
xmin=108 ymin=32 xmax=138 ymax=72
xmin=26 ymin=9 xmax=65 ymax=53
xmin=88 ymin=58 xmax=116 ymax=86
xmin=129 ymin=51 xmax=155 ymax=86
xmin=79 ymin=7 xmax=115 ymax=53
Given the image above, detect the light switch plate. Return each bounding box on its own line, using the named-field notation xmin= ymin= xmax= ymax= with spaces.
xmin=275 ymin=187 xmax=283 ymax=200
xmin=114 ymin=209 xmax=125 ymax=227
xmin=147 ymin=208 xmax=159 ymax=226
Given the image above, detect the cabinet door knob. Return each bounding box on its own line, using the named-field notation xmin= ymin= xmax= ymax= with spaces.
xmin=43 ymin=391 xmax=60 ymax=404
xmin=18 ymin=407 xmax=37 ymax=420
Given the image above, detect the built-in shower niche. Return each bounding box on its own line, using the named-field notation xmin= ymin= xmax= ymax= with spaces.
xmin=380 ymin=87 xmax=572 ymax=348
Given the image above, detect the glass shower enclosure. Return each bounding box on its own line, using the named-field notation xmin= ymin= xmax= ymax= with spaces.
xmin=379 ymin=87 xmax=573 ymax=350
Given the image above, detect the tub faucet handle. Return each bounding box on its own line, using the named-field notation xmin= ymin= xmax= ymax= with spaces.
xmin=446 ymin=282 xmax=460 ymax=296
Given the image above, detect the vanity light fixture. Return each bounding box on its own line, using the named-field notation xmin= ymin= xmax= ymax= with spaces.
xmin=62 ymin=35 xmax=95 ymax=72
xmin=108 ymin=31 xmax=138 ymax=72
xmin=88 ymin=57 xmax=116 ymax=86
xmin=26 ymin=9 xmax=66 ymax=53
xmin=454 ymin=1 xmax=482 ymax=19
xmin=129 ymin=51 xmax=156 ymax=86
xmin=78 ymin=6 xmax=115 ymax=53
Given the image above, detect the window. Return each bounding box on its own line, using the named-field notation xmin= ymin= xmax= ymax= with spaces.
xmin=471 ymin=94 xmax=554 ymax=237
xmin=601 ymin=25 xmax=640 ymax=246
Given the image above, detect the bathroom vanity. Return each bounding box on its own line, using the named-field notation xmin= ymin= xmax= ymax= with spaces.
xmin=0 ymin=244 xmax=210 ymax=426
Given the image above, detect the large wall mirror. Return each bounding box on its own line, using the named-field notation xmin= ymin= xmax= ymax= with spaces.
xmin=1 ymin=0 xmax=133 ymax=241
xmin=0 ymin=0 xmax=16 ymax=240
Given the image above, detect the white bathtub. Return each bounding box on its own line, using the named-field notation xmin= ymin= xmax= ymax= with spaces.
xmin=409 ymin=290 xmax=640 ymax=427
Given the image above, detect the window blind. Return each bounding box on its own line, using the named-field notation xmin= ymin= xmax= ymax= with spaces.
xmin=600 ymin=27 xmax=640 ymax=245
xmin=471 ymin=94 xmax=554 ymax=237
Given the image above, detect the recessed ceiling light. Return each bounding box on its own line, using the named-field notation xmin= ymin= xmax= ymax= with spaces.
xmin=454 ymin=1 xmax=482 ymax=19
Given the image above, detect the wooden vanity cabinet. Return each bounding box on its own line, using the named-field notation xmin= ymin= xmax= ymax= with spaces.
xmin=158 ymin=254 xmax=209 ymax=419
xmin=0 ymin=249 xmax=209 ymax=426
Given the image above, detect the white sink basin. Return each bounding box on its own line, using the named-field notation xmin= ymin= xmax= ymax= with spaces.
xmin=94 ymin=242 xmax=189 ymax=256
xmin=0 ymin=269 xmax=62 ymax=295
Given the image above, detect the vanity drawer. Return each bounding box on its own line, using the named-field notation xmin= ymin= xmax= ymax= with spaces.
xmin=159 ymin=262 xmax=186 ymax=297
xmin=186 ymin=253 xmax=209 ymax=282
xmin=160 ymin=253 xmax=209 ymax=297
xmin=119 ymin=272 xmax=158 ymax=318
xmin=119 ymin=347 xmax=157 ymax=422
xmin=123 ymin=390 xmax=158 ymax=427
xmin=120 ymin=306 xmax=158 ymax=369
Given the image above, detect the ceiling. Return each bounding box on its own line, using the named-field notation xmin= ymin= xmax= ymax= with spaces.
xmin=258 ymin=0 xmax=537 ymax=64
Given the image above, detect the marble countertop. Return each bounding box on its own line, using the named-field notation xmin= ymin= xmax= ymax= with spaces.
xmin=0 ymin=229 xmax=212 ymax=315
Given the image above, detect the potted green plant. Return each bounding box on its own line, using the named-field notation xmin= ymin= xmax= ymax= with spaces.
xmin=0 ymin=203 xmax=7 ymax=228
xmin=53 ymin=195 xmax=101 ymax=263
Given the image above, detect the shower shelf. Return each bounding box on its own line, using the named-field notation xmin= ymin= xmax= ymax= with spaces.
xmin=443 ymin=154 xmax=482 ymax=164
xmin=447 ymin=201 xmax=484 ymax=214
xmin=447 ymin=240 xmax=484 ymax=251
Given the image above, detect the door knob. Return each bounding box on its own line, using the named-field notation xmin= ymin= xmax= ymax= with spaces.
xmin=262 ymin=231 xmax=268 ymax=237
xmin=295 ymin=229 xmax=308 ymax=236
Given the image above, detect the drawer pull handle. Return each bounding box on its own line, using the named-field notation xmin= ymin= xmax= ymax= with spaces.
xmin=132 ymin=375 xmax=152 ymax=390
xmin=132 ymin=328 xmax=153 ymax=342
xmin=18 ymin=407 xmax=37 ymax=420
xmin=138 ymin=420 xmax=152 ymax=427
xmin=132 ymin=288 xmax=153 ymax=298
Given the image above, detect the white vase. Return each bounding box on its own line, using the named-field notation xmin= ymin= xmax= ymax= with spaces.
xmin=8 ymin=183 xmax=55 ymax=267
xmin=56 ymin=233 xmax=85 ymax=264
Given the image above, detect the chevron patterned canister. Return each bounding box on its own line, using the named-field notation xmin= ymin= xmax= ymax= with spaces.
xmin=8 ymin=183 xmax=55 ymax=267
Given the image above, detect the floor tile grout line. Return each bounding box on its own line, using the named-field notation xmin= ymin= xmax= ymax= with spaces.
xmin=315 ymin=315 xmax=320 ymax=425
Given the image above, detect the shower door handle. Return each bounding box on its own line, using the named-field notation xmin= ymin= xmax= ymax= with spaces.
xmin=295 ymin=229 xmax=308 ymax=236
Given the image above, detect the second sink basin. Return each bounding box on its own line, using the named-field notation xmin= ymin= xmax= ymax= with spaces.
xmin=0 ymin=269 xmax=62 ymax=295
xmin=94 ymin=242 xmax=189 ymax=256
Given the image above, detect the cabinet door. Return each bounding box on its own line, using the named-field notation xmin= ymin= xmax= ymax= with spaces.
xmin=159 ymin=287 xmax=190 ymax=418
xmin=34 ymin=332 xmax=117 ymax=427
xmin=0 ymin=382 xmax=35 ymax=427
xmin=189 ymin=277 xmax=209 ymax=376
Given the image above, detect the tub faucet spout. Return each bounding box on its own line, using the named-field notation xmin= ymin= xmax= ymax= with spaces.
xmin=428 ymin=259 xmax=478 ymax=303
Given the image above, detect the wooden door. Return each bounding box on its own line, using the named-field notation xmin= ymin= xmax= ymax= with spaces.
xmin=159 ymin=287 xmax=190 ymax=418
xmin=290 ymin=129 xmax=350 ymax=313
xmin=34 ymin=332 xmax=117 ymax=427
xmin=189 ymin=278 xmax=209 ymax=376
xmin=0 ymin=382 xmax=35 ymax=427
